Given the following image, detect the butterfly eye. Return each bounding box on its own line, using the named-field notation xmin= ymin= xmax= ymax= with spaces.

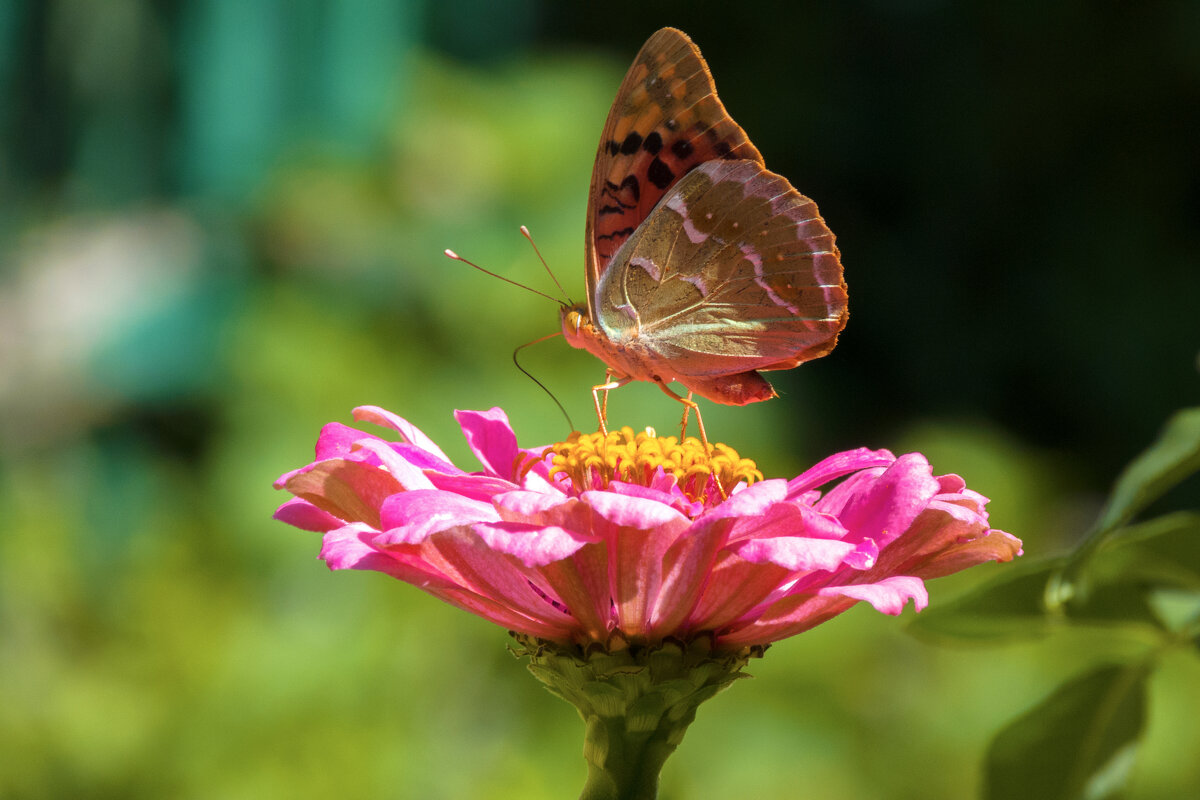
xmin=560 ymin=309 xmax=586 ymax=343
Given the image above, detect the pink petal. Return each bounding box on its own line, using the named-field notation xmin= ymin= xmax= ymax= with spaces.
xmin=818 ymin=575 xmax=928 ymax=615
xmin=388 ymin=442 xmax=464 ymax=475
xmin=927 ymin=496 xmax=989 ymax=525
xmin=684 ymin=504 xmax=865 ymax=633
xmin=470 ymin=521 xmax=591 ymax=567
xmin=315 ymin=422 xmax=379 ymax=460
xmin=322 ymin=524 xmax=576 ymax=640
xmin=788 ymin=447 xmax=895 ymax=497
xmin=957 ymin=487 xmax=991 ymax=509
xmin=421 ymin=586 xmax=576 ymax=639
xmin=417 ymin=527 xmax=575 ymax=630
xmin=910 ymin=528 xmax=1023 ymax=578
xmin=581 ymin=489 xmax=689 ymax=531
xmin=273 ymin=498 xmax=342 ymax=532
xmin=935 ymin=473 xmax=967 ymax=494
xmin=320 ymin=523 xmax=454 ymax=586
xmin=273 ymin=464 xmax=308 ymax=490
xmin=717 ymin=592 xmax=860 ymax=647
xmin=644 ymin=467 xmax=703 ymax=515
xmin=731 ymin=536 xmax=859 ymax=572
xmin=869 ymin=494 xmax=1019 ymax=578
xmin=422 ymin=588 xmax=575 ymax=640
xmin=845 ymin=537 xmax=879 ymax=570
xmin=607 ymin=480 xmax=702 ymax=517
xmin=538 ymin=542 xmax=611 ymax=641
xmin=582 ymin=490 xmax=690 ymax=637
xmin=283 ymin=458 xmax=404 ymax=529
xmin=378 ymin=490 xmax=499 ymax=544
xmin=354 ymin=405 xmax=453 ymax=463
xmin=687 ymin=554 xmax=792 ymax=632
xmin=518 ymin=467 xmax=562 ymax=494
xmin=513 ymin=448 xmax=563 ymax=493
xmin=492 ymin=490 xmax=592 ymax=531
xmin=724 ymin=501 xmax=847 ymax=545
xmin=427 ymin=472 xmax=522 ymax=501
xmin=650 ymin=514 xmax=737 ymax=635
xmin=707 ymin=478 xmax=788 ymax=518
xmin=823 ymin=453 xmax=941 ymax=549
xmin=352 ymin=439 xmax=435 ymax=491
xmin=487 ymin=489 xmax=609 ymax=638
xmin=456 ymin=408 xmax=519 ymax=480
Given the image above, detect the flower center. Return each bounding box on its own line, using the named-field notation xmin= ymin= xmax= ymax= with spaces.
xmin=547 ymin=427 xmax=762 ymax=504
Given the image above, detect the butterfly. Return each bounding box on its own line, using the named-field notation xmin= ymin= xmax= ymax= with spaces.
xmin=560 ymin=27 xmax=848 ymax=445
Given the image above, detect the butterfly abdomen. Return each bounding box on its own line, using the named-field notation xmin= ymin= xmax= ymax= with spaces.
xmin=682 ymin=372 xmax=778 ymax=406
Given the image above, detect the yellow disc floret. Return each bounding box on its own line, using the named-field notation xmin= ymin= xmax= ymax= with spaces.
xmin=548 ymin=428 xmax=762 ymax=505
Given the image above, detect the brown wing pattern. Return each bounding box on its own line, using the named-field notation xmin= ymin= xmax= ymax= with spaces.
xmin=585 ymin=28 xmax=764 ymax=300
xmin=595 ymin=160 xmax=847 ymax=378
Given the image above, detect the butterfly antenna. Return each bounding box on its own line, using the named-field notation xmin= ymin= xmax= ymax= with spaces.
xmin=520 ymin=225 xmax=573 ymax=306
xmin=514 ymin=332 xmax=575 ymax=432
xmin=444 ymin=249 xmax=563 ymax=304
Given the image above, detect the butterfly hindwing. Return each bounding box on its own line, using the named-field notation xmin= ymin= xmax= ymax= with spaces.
xmin=586 ymin=28 xmax=763 ymax=298
xmin=593 ymin=160 xmax=847 ymax=379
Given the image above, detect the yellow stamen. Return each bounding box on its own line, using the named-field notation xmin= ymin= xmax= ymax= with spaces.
xmin=547 ymin=428 xmax=763 ymax=504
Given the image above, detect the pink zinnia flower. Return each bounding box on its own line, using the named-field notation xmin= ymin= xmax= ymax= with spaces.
xmin=273 ymin=406 xmax=1021 ymax=649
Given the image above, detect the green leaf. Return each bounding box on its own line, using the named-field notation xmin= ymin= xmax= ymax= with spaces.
xmin=984 ymin=663 xmax=1148 ymax=800
xmin=917 ymin=514 xmax=1200 ymax=639
xmin=1099 ymin=512 xmax=1200 ymax=633
xmin=1060 ymin=579 xmax=1162 ymax=629
xmin=1099 ymin=511 xmax=1200 ymax=586
xmin=908 ymin=556 xmax=1064 ymax=641
xmin=1053 ymin=408 xmax=1200 ymax=608
xmin=1093 ymin=407 xmax=1200 ymax=537
xmin=1058 ymin=512 xmax=1200 ymax=630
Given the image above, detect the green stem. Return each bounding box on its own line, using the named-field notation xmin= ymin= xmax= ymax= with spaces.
xmin=509 ymin=633 xmax=767 ymax=800
xmin=578 ymin=712 xmax=678 ymax=800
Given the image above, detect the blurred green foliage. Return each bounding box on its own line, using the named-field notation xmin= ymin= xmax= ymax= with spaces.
xmin=1 ymin=2 xmax=1197 ymax=798
xmin=916 ymin=408 xmax=1200 ymax=799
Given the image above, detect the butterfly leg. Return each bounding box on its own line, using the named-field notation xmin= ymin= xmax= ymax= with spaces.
xmin=600 ymin=370 xmax=613 ymax=422
xmin=679 ymin=390 xmax=695 ymax=441
xmin=656 ymin=383 xmax=710 ymax=454
xmin=592 ymin=371 xmax=629 ymax=436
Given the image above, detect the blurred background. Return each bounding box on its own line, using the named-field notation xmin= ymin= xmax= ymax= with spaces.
xmin=1 ymin=1 xmax=1197 ymax=798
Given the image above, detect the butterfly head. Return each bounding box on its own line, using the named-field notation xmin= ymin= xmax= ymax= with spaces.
xmin=560 ymin=304 xmax=636 ymax=379
xmin=560 ymin=306 xmax=590 ymax=348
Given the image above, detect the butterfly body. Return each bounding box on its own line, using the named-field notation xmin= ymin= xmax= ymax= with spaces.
xmin=562 ymin=28 xmax=847 ymax=410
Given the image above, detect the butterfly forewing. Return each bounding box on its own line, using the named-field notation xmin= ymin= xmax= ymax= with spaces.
xmin=586 ymin=28 xmax=763 ymax=299
xmin=594 ymin=159 xmax=847 ymax=378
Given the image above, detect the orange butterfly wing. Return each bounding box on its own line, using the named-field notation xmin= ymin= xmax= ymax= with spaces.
xmin=585 ymin=28 xmax=763 ymax=304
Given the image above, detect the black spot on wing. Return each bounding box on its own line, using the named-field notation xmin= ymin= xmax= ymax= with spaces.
xmin=619 ymin=132 xmax=643 ymax=155
xmin=647 ymin=157 xmax=674 ymax=190
xmin=671 ymin=138 xmax=694 ymax=159
xmin=643 ymin=131 xmax=663 ymax=155
xmin=615 ymin=174 xmax=640 ymax=202
xmin=596 ymin=226 xmax=635 ymax=243
xmin=714 ymin=141 xmax=733 ymax=158
xmin=598 ymin=175 xmax=641 ymax=214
